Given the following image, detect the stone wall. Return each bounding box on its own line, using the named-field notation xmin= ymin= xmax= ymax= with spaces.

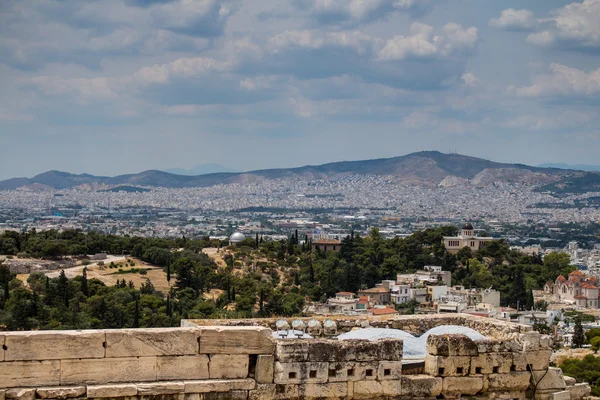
xmin=0 ymin=314 xmax=592 ymax=399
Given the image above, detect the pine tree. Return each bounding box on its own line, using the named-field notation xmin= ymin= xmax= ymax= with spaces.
xmin=573 ymin=317 xmax=585 ymax=348
xmin=81 ymin=267 xmax=88 ymax=296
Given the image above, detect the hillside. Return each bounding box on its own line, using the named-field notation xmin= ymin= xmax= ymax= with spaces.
xmin=0 ymin=151 xmax=594 ymax=192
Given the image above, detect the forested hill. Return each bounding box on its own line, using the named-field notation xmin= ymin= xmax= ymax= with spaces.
xmin=0 ymin=228 xmax=574 ymax=330
xmin=2 ymin=151 xmax=596 ymax=191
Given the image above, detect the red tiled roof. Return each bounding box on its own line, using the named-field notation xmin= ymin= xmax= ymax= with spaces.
xmin=574 ymin=295 xmax=587 ymax=299
xmin=556 ymin=276 xmax=566 ymax=282
xmin=581 ymin=283 xmax=597 ymax=289
xmin=570 ymin=270 xmax=585 ymax=276
xmin=369 ymin=307 xmax=398 ymax=315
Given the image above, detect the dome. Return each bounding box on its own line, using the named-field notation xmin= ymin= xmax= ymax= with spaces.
xmin=462 ymin=223 xmax=474 ymax=230
xmin=229 ymin=232 xmax=246 ymax=243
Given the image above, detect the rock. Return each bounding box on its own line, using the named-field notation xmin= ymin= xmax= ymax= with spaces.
xmin=5 ymin=389 xmax=35 ymax=400
xmin=200 ymin=327 xmax=274 ymax=355
xmin=86 ymin=384 xmax=138 ymax=398
xmin=157 ymin=355 xmax=209 ymax=380
xmin=184 ymin=379 xmax=256 ymax=394
xmin=563 ymin=376 xmax=576 ymax=386
xmin=136 ymin=382 xmax=185 ymax=395
xmin=532 ymin=368 xmax=567 ymax=391
xmin=550 ymin=390 xmax=571 ymax=400
xmin=4 ymin=331 xmax=105 ymax=361
xmin=568 ymin=382 xmax=591 ymax=399
xmin=35 ymin=387 xmax=85 ymax=399
xmin=209 ymin=354 xmax=249 ymax=379
xmin=256 ymin=355 xmax=274 ymax=384
xmin=61 ymin=356 xmax=157 ymax=385
xmin=527 ymin=350 xmax=553 ymax=371
xmin=400 ymin=375 xmax=442 ymax=397
xmin=105 ymin=328 xmax=200 ymax=357
xmin=0 ymin=360 xmax=60 ymax=388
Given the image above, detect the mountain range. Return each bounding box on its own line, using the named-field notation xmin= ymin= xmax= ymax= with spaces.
xmin=2 ymin=151 xmax=599 ymax=193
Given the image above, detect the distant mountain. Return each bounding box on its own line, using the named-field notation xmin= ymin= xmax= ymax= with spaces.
xmin=538 ymin=163 xmax=600 ymax=172
xmin=163 ymin=163 xmax=237 ymax=176
xmin=1 ymin=151 xmax=598 ymax=193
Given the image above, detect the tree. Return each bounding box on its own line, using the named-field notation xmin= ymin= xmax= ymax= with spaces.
xmin=573 ymin=317 xmax=585 ymax=348
xmin=81 ymin=267 xmax=88 ymax=297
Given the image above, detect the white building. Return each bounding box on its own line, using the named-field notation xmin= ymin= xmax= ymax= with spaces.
xmin=443 ymin=223 xmax=495 ymax=254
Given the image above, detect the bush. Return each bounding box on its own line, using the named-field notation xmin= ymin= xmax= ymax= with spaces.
xmin=82 ymin=259 xmax=91 ymax=266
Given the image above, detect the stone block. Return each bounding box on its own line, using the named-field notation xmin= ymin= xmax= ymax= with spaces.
xmin=200 ymin=327 xmax=274 ymax=355
xmin=424 ymin=354 xmax=471 ymax=377
xmin=157 ymin=355 xmax=209 ymax=380
xmin=105 ymin=328 xmax=200 ymax=357
xmin=381 ymin=380 xmax=402 ymax=397
xmin=0 ymin=390 xmax=4 ymax=400
xmin=35 ymin=387 xmax=85 ymax=399
xmin=377 ymin=361 xmax=402 ymax=381
xmin=527 ymin=350 xmax=552 ymax=371
xmin=203 ymin=390 xmax=248 ymax=400
xmin=487 ymin=390 xmax=527 ymax=399
xmin=87 ymin=384 xmax=138 ymax=398
xmin=470 ymin=353 xmax=513 ymax=375
xmin=353 ymin=381 xmax=383 ymax=399
xmin=274 ymin=361 xmax=328 ymax=384
xmin=248 ymin=384 xmax=298 ymax=400
xmin=512 ymin=352 xmax=530 ymax=372
xmin=400 ymin=375 xmax=442 ymax=397
xmin=486 ymin=372 xmax=532 ymax=392
xmin=209 ymin=354 xmax=249 ymax=379
xmin=4 ymin=331 xmax=105 ymax=361
xmin=354 ymin=362 xmax=379 ymax=381
xmin=308 ymin=340 xmax=357 ymax=362
xmin=326 ymin=362 xmax=357 ymax=382
xmin=519 ymin=332 xmax=542 ymax=350
xmin=347 ymin=339 xmax=402 ymax=361
xmin=137 ymin=382 xmax=185 ymax=395
xmin=569 ymin=382 xmax=591 ymax=399
xmin=298 ymin=383 xmax=347 ymax=399
xmin=184 ymin=379 xmax=256 ymax=394
xmin=5 ymin=389 xmax=35 ymax=400
xmin=532 ymin=368 xmax=567 ymax=391
xmin=61 ymin=357 xmax=157 ymax=385
xmin=442 ymin=376 xmax=484 ymax=396
xmin=275 ymin=340 xmax=308 ymax=362
xmin=427 ymin=334 xmax=478 ymax=356
xmin=564 ymin=376 xmax=577 ymax=386
xmin=550 ymin=390 xmax=571 ymax=400
xmin=475 ymin=339 xmax=522 ymax=354
xmin=0 ymin=360 xmax=60 ymax=388
xmin=256 ymin=355 xmax=274 ymax=384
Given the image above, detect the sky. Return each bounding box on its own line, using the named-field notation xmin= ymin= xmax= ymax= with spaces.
xmin=1 ymin=0 xmax=600 ymax=179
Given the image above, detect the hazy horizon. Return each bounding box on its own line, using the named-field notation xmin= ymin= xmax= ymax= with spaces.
xmin=1 ymin=0 xmax=599 ymax=180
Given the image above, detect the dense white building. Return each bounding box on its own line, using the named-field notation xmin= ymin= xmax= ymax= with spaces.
xmin=443 ymin=223 xmax=495 ymax=254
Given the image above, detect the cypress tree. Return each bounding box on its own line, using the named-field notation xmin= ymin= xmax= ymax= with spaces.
xmin=573 ymin=317 xmax=584 ymax=348
xmin=81 ymin=267 xmax=88 ymax=296
xmin=133 ymin=296 xmax=140 ymax=328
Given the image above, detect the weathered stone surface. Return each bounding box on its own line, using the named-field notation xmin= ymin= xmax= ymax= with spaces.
xmin=61 ymin=357 xmax=157 ymax=385
xmin=0 ymin=361 xmax=60 ymax=388
xmin=427 ymin=334 xmax=478 ymax=356
xmin=424 ymin=354 xmax=471 ymax=377
xmin=209 ymin=354 xmax=249 ymax=379
xmin=0 ymin=389 xmax=5 ymax=400
xmin=203 ymin=390 xmax=248 ymax=400
xmin=326 ymin=362 xmax=357 ymax=382
xmin=345 ymin=339 xmax=402 ymax=361
xmin=527 ymin=350 xmax=552 ymax=371
xmin=563 ymin=376 xmax=576 ymax=386
xmin=353 ymin=380 xmax=383 ymax=399
xmin=400 ymin=375 xmax=442 ymax=397
xmin=157 ymin=355 xmax=209 ymax=380
xmin=532 ymin=368 xmax=567 ymax=391
xmin=4 ymin=331 xmax=105 ymax=361
xmin=354 ymin=362 xmax=379 ymax=381
xmin=274 ymin=361 xmax=328 ymax=384
xmin=105 ymin=328 xmax=200 ymax=357
xmin=308 ymin=340 xmax=357 ymax=362
xmin=137 ymin=382 xmax=185 ymax=395
xmin=470 ymin=353 xmax=513 ymax=374
xmin=569 ymin=383 xmax=591 ymax=399
xmin=5 ymin=389 xmax=35 ymax=400
xmin=550 ymin=390 xmax=571 ymax=400
xmin=377 ymin=361 xmax=402 ymax=380
xmin=0 ymin=335 xmax=4 ymax=362
xmin=184 ymin=379 xmax=255 ymax=393
xmin=200 ymin=327 xmax=274 ymax=355
xmin=519 ymin=332 xmax=542 ymax=350
xmin=298 ymin=383 xmax=347 ymax=399
xmin=256 ymin=355 xmax=274 ymax=384
xmin=275 ymin=340 xmax=308 ymax=362
xmin=381 ymin=380 xmax=402 ymax=397
xmin=442 ymin=376 xmax=484 ymax=396
xmin=35 ymin=387 xmax=85 ymax=399
xmin=511 ymin=352 xmax=530 ymax=372
xmin=486 ymin=372 xmax=531 ymax=392
xmin=87 ymin=384 xmax=138 ymax=398
xmin=248 ymin=384 xmax=298 ymax=400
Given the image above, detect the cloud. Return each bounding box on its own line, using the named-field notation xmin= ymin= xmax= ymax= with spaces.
xmin=28 ymin=76 xmax=118 ymax=102
xmin=461 ymin=72 xmax=478 ymax=87
xmin=284 ymin=0 xmax=439 ymax=28
xmin=489 ymin=8 xmax=536 ymax=31
xmin=507 ymin=110 xmax=595 ymax=130
xmin=526 ymin=0 xmax=600 ymax=49
xmin=378 ymin=23 xmax=478 ymax=61
xmin=515 ymin=63 xmax=600 ymax=97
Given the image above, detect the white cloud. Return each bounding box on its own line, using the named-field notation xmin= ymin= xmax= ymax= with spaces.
xmin=268 ymin=30 xmax=375 ymax=54
xmin=461 ymin=72 xmax=478 ymax=87
xmin=29 ymin=76 xmax=117 ymax=102
xmin=489 ymin=9 xmax=535 ymax=31
xmin=516 ymin=63 xmax=600 ymax=97
xmin=378 ymin=22 xmax=477 ymax=61
xmin=527 ymin=0 xmax=600 ymax=49
xmin=507 ymin=111 xmax=595 ymax=130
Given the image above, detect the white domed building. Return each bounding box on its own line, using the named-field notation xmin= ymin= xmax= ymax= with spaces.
xmin=229 ymin=232 xmax=246 ymax=246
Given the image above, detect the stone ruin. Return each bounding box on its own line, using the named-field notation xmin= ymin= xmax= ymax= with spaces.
xmin=0 ymin=314 xmax=592 ymax=399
